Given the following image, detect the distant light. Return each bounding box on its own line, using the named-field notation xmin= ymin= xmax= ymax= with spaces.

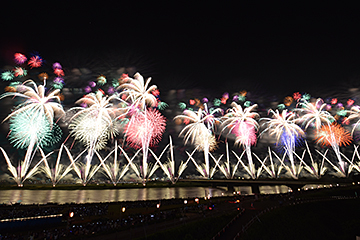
xmin=195 ymin=198 xmax=199 ymax=204
xmin=122 ymin=207 xmax=126 ymax=212
xmin=157 ymin=203 xmax=161 ymax=208
xmin=69 ymin=212 xmax=74 ymax=218
xmin=184 ymin=200 xmax=188 ymax=204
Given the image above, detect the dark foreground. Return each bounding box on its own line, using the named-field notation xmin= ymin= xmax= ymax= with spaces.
xmin=0 ymin=184 xmax=359 ymax=240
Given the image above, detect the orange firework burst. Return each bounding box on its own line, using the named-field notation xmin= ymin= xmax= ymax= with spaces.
xmin=283 ymin=96 xmax=293 ymax=106
xmin=315 ymin=123 xmax=352 ymax=147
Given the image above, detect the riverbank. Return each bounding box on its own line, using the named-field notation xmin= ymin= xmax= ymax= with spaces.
xmin=0 ymin=194 xmax=244 ymax=239
xmin=218 ymin=184 xmax=360 ymax=240
xmin=240 ymin=198 xmax=360 ymax=240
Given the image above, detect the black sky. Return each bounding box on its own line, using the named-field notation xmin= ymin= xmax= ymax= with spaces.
xmin=1 ymin=2 xmax=360 ymax=97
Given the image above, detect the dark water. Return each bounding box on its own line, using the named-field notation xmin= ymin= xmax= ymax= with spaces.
xmin=0 ymin=185 xmax=291 ymax=204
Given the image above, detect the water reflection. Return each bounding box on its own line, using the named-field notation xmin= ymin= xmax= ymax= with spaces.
xmin=303 ymin=184 xmax=330 ymax=191
xmin=259 ymin=185 xmax=290 ymax=194
xmin=0 ymin=185 xmax=291 ymax=205
xmin=233 ymin=186 xmax=252 ymax=195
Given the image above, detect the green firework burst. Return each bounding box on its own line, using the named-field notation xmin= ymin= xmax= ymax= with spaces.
xmin=8 ymin=109 xmax=62 ymax=149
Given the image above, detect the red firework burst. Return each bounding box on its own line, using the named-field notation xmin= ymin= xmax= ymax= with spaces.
xmin=124 ymin=109 xmax=166 ymax=149
xmin=53 ymin=68 xmax=64 ymax=77
xmin=315 ymin=123 xmax=352 ymax=147
xmin=28 ymin=55 xmax=43 ymax=68
xmin=293 ymin=92 xmax=301 ymax=101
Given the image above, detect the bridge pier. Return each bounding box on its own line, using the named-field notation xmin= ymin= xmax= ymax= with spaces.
xmin=227 ymin=183 xmax=235 ymax=192
xmin=250 ymin=184 xmax=260 ymax=194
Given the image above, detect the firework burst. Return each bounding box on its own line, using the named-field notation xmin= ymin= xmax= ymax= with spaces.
xmin=13 ymin=67 xmax=27 ymax=77
xmin=8 ymin=109 xmax=62 ymax=149
xmin=261 ymin=109 xmax=304 ymax=178
xmin=28 ymin=55 xmax=43 ymax=68
xmin=315 ymin=123 xmax=352 ymax=176
xmin=123 ymin=108 xmax=166 ymax=182
xmin=53 ymin=68 xmax=64 ymax=77
xmin=262 ymin=109 xmax=304 ymax=143
xmin=2 ymin=71 xmax=14 ymax=81
xmin=315 ymin=123 xmax=352 ymax=147
xmin=68 ymin=91 xmax=127 ymax=185
xmin=0 ymin=80 xmax=65 ymax=126
xmin=118 ymin=73 xmax=157 ymax=110
xmin=14 ymin=53 xmax=27 ymax=64
xmin=347 ymin=105 xmax=360 ymax=135
xmin=68 ymin=112 xmax=117 ymax=150
xmin=296 ymin=98 xmax=335 ymax=132
xmin=125 ymin=108 xmax=166 ymax=149
xmin=174 ymin=104 xmax=222 ymax=178
xmin=221 ymin=102 xmax=259 ymax=178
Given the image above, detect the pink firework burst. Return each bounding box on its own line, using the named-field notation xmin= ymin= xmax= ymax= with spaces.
xmin=84 ymin=86 xmax=92 ymax=93
xmin=54 ymin=77 xmax=64 ymax=84
xmin=231 ymin=121 xmax=257 ymax=147
xmin=28 ymin=55 xmax=43 ymax=68
xmin=14 ymin=53 xmax=27 ymax=64
xmin=125 ymin=109 xmax=166 ymax=149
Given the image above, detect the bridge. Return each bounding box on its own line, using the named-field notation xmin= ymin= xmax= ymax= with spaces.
xmin=178 ymin=178 xmax=359 ymax=194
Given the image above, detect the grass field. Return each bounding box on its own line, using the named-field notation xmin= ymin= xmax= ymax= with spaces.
xmin=136 ymin=211 xmax=239 ymax=240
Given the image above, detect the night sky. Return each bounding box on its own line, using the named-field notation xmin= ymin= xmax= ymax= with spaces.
xmin=1 ymin=2 xmax=360 ymax=97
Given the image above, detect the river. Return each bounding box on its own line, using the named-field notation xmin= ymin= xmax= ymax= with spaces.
xmin=0 ymin=185 xmax=291 ymax=204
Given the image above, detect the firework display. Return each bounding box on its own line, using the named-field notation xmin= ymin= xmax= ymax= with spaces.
xmin=221 ymin=102 xmax=259 ymax=179
xmin=2 ymin=52 xmax=360 ymax=187
xmin=174 ymin=104 xmax=222 ymax=178
xmin=261 ymin=109 xmax=305 ymax=179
